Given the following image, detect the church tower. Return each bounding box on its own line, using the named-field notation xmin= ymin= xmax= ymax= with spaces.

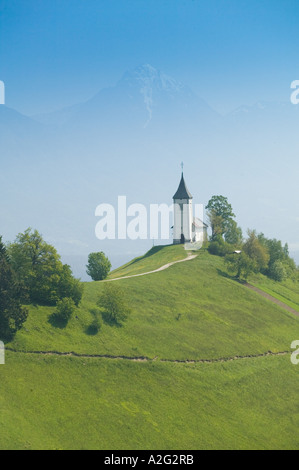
xmin=173 ymin=171 xmax=193 ymax=244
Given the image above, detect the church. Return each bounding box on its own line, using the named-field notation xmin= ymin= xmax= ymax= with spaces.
xmin=173 ymin=172 xmax=208 ymax=245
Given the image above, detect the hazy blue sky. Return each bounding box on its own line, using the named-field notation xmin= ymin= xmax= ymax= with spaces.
xmin=1 ymin=0 xmax=299 ymax=277
xmin=1 ymin=0 xmax=299 ymax=114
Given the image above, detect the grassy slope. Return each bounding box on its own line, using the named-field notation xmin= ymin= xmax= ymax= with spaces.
xmin=7 ymin=250 xmax=299 ymax=360
xmin=250 ymin=274 xmax=299 ymax=311
xmin=108 ymin=244 xmax=187 ymax=278
xmin=1 ymin=353 xmax=298 ymax=450
xmin=2 ymin=246 xmax=299 ymax=450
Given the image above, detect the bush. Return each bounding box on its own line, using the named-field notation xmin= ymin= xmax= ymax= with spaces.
xmin=55 ymin=298 xmax=76 ymax=323
xmin=88 ymin=308 xmax=102 ymax=334
xmin=208 ymin=238 xmax=232 ymax=257
xmin=268 ymin=261 xmax=287 ymax=282
xmin=225 ymin=252 xmax=256 ymax=281
xmin=98 ymin=284 xmax=131 ymax=325
xmin=57 ymin=264 xmax=84 ymax=306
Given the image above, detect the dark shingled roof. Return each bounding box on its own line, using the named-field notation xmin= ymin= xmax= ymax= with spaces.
xmin=173 ymin=173 xmax=193 ymax=200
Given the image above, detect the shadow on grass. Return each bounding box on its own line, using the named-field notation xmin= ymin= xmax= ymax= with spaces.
xmin=101 ymin=311 xmax=122 ymax=328
xmin=48 ymin=313 xmax=68 ymax=329
xmin=217 ymin=268 xmax=234 ymax=279
xmin=85 ymin=324 xmax=99 ymax=336
xmin=217 ymin=268 xmax=246 ymax=285
xmin=84 ymin=308 xmax=102 ymax=335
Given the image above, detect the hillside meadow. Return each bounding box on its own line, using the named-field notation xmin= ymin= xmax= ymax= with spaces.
xmin=1 ymin=353 xmax=299 ymax=450
xmin=1 ymin=245 xmax=299 ymax=450
xmin=7 ymin=248 xmax=299 ymax=361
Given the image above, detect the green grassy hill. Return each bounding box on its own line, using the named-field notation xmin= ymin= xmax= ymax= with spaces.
xmin=108 ymin=244 xmax=186 ymax=278
xmin=1 ymin=245 xmax=299 ymax=449
xmin=250 ymin=273 xmax=299 ymax=312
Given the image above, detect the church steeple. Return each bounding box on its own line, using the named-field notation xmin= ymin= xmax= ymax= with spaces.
xmin=173 ymin=172 xmax=193 ymax=200
xmin=173 ymin=167 xmax=193 ymax=245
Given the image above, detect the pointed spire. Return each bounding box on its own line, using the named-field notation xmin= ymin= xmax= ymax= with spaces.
xmin=173 ymin=169 xmax=193 ymax=200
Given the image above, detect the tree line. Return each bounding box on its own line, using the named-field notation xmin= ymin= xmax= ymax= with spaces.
xmin=205 ymin=196 xmax=298 ymax=282
xmin=0 ymin=229 xmax=84 ymax=339
xmin=0 ymin=228 xmax=128 ymax=340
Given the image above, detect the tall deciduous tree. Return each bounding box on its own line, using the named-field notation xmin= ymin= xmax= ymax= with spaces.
xmin=86 ymin=252 xmax=111 ymax=281
xmin=205 ymin=196 xmax=236 ymax=240
xmin=243 ymin=230 xmax=270 ymax=273
xmin=224 ymin=219 xmax=243 ymax=246
xmin=7 ymin=229 xmax=83 ymax=306
xmin=258 ymin=233 xmax=297 ymax=280
xmin=0 ymin=237 xmax=28 ymax=339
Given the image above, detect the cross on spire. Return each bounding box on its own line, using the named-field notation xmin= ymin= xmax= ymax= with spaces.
xmin=181 ymin=161 xmax=184 ymax=174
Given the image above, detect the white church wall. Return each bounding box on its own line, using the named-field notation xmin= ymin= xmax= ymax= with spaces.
xmin=173 ymin=199 xmax=193 ymax=243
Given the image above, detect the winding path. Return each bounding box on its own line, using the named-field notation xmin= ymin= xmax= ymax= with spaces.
xmin=245 ymin=283 xmax=299 ymax=317
xmin=5 ymin=254 xmax=296 ymax=365
xmin=105 ymin=252 xmax=198 ymax=281
xmin=106 ymin=253 xmax=299 ymax=320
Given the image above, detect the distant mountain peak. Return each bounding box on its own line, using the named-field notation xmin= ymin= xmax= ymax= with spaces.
xmin=121 ymin=64 xmax=186 ymax=94
xmin=119 ymin=64 xmax=191 ymax=127
xmin=33 ymin=64 xmax=218 ymax=130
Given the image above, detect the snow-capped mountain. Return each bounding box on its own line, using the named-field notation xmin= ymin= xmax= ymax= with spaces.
xmin=1 ymin=64 xmax=299 ymax=275
xmin=34 ymin=64 xmax=219 ymax=131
